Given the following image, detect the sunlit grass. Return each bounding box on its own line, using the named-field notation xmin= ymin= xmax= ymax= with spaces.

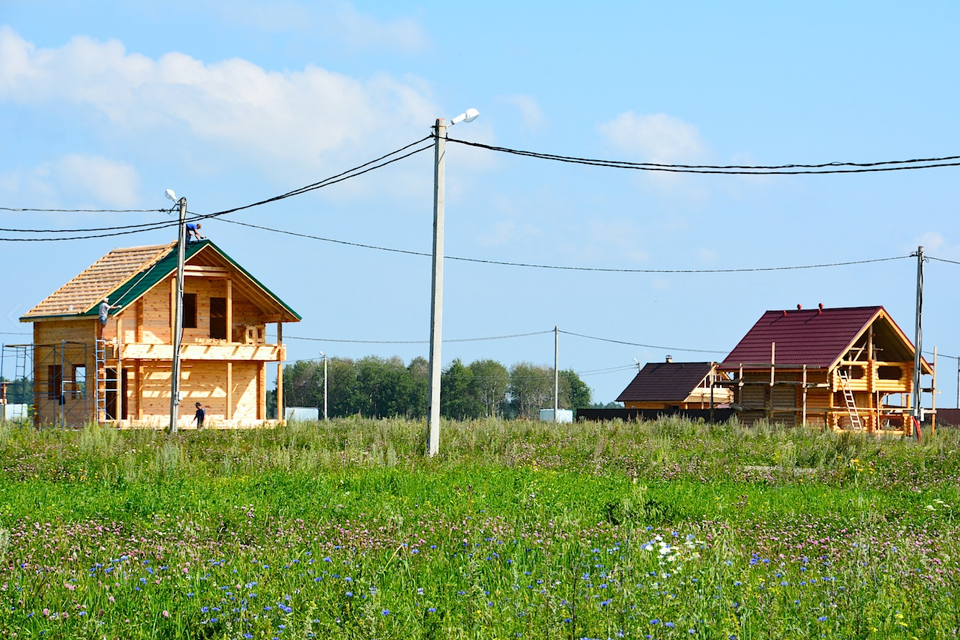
xmin=1 ymin=418 xmax=958 ymax=638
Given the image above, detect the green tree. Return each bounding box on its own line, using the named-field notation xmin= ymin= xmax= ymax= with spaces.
xmin=559 ymin=368 xmax=592 ymax=409
xmin=406 ymin=356 xmax=429 ymax=418
xmin=468 ymin=359 xmax=509 ymax=417
xmin=282 ymin=360 xmax=322 ymax=409
xmin=508 ymin=362 xmax=554 ymax=419
xmin=441 ymin=358 xmax=482 ymax=419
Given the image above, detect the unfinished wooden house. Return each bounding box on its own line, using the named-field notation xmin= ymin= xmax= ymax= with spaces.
xmin=717 ymin=305 xmax=932 ymax=433
xmin=19 ymin=240 xmax=300 ymax=427
xmin=616 ymin=358 xmax=732 ymax=409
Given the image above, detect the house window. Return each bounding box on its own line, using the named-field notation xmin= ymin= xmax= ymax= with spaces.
xmin=210 ymin=297 xmax=227 ymax=340
xmin=878 ymin=365 xmax=902 ymax=380
xmin=72 ymin=365 xmax=86 ymax=399
xmin=47 ymin=364 xmax=63 ymax=400
xmin=182 ymin=293 xmax=197 ymax=329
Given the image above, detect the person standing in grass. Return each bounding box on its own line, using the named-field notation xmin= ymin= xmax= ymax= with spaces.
xmin=192 ymin=402 xmax=206 ymax=429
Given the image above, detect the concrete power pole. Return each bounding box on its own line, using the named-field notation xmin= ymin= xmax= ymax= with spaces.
xmin=553 ymin=326 xmax=559 ymax=422
xmin=426 ymin=118 xmax=447 ymax=456
xmin=169 ymin=197 xmax=187 ymax=434
xmin=912 ymin=245 xmax=924 ymax=434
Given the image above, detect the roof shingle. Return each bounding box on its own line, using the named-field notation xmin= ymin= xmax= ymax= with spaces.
xmin=617 ymin=361 xmax=714 ymax=403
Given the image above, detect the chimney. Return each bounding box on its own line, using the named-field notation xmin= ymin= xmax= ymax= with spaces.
xmin=797 ymin=304 xmax=802 ymax=310
xmin=665 ymin=355 xmax=673 ymax=363
xmin=818 ymin=302 xmax=824 ymax=315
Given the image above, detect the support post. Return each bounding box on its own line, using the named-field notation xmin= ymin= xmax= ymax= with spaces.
xmin=553 ymin=326 xmax=559 ymax=422
xmin=427 ymin=118 xmax=446 ymax=456
xmin=323 ymin=353 xmax=328 ymax=421
xmin=277 ymin=322 xmax=284 ymax=424
xmin=932 ymin=346 xmax=938 ymax=436
xmin=912 ymin=245 xmax=924 ymax=437
xmin=802 ymin=364 xmax=807 ymax=427
xmin=169 ymin=196 xmax=187 ymax=434
xmin=226 ymin=361 xmax=232 ymax=421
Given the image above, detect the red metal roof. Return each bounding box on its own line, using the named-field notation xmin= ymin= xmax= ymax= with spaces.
xmin=722 ymin=306 xmax=885 ymax=368
xmin=617 ymin=361 xmax=714 ymax=403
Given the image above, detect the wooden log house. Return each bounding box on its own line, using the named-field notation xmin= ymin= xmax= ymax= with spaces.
xmin=716 ymin=305 xmax=933 ymax=434
xmin=20 ymin=240 xmax=301 ymax=427
xmin=616 ymin=358 xmax=733 ymax=410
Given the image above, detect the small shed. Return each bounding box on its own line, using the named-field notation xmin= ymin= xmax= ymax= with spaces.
xmin=617 ymin=359 xmax=732 ymax=410
xmin=717 ymin=305 xmax=932 ymax=433
xmin=20 ymin=240 xmax=301 ymax=427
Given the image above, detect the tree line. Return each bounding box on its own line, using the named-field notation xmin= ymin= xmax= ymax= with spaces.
xmin=273 ymin=356 xmax=593 ymax=420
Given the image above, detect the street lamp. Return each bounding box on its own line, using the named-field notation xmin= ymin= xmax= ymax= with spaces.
xmin=318 ymin=351 xmax=328 ymax=421
xmin=426 ymin=108 xmax=479 ymax=456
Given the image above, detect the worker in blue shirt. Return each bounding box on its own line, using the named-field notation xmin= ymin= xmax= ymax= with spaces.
xmin=186 ymin=222 xmax=205 ymax=243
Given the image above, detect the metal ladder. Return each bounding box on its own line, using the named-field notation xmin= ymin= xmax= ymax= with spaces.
xmin=95 ymin=339 xmax=115 ymax=424
xmin=837 ymin=369 xmax=863 ymax=431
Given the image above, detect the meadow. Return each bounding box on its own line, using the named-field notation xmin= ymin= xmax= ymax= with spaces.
xmin=0 ymin=417 xmax=958 ymax=639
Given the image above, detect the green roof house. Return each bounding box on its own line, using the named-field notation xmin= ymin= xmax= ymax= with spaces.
xmin=21 ymin=240 xmax=300 ymax=427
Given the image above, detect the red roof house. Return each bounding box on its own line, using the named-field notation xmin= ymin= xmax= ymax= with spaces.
xmin=718 ymin=305 xmax=931 ymax=433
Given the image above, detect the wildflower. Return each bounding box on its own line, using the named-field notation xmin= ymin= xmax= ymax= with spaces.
xmin=162 ymin=611 xmax=170 ymax=618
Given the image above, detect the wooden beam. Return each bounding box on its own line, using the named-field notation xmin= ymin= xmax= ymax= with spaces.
xmin=226 ymin=361 xmax=233 ymax=421
xmin=277 ymin=322 xmax=284 ymax=423
xmin=136 ymin=361 xmax=143 ymax=420
xmin=136 ymin=298 xmax=144 ymax=343
xmin=184 ymin=265 xmax=230 ymax=276
xmin=226 ymin=279 xmax=233 ymax=343
xmin=120 ymin=342 xmax=282 ymax=361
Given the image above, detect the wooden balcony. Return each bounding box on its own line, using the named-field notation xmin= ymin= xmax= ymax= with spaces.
xmin=116 ymin=341 xmax=285 ymax=362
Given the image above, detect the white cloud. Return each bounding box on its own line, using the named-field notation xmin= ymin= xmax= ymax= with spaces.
xmin=499 ymin=94 xmax=546 ymax=134
xmin=0 ymin=154 xmax=141 ymax=207
xmin=0 ymin=27 xmax=438 ymax=175
xmin=597 ymin=111 xmax=708 ymax=164
xmin=212 ymin=1 xmax=428 ymax=52
xmin=56 ymin=155 xmax=141 ymax=207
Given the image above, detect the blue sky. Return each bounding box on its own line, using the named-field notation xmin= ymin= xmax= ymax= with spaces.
xmin=2 ymin=1 xmax=959 ymax=405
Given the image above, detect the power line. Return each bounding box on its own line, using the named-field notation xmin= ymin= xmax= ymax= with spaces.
xmin=0 ymin=207 xmax=169 ymax=213
xmin=445 ymin=137 xmax=960 ymax=175
xmin=927 ymin=255 xmax=960 ymax=266
xmin=218 ymin=217 xmax=911 ymax=274
xmin=0 ymin=137 xmax=432 ymax=241
xmin=285 ymin=330 xmax=553 ymax=345
xmin=558 ymin=329 xmax=725 ymax=354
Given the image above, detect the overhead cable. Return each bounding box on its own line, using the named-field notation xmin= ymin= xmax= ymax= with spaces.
xmin=0 ymin=137 xmax=432 ymax=241
xmin=445 ymin=137 xmax=960 ymax=175
xmin=285 ymin=330 xmax=553 ymax=345
xmin=218 ymin=217 xmax=911 ymax=274
xmin=558 ymin=329 xmax=725 ymax=354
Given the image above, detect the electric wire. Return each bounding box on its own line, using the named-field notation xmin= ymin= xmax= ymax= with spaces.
xmin=285 ymin=330 xmax=553 ymax=345
xmin=927 ymin=256 xmax=960 ymax=266
xmin=445 ymin=137 xmax=960 ymax=175
xmin=557 ymin=329 xmax=725 ymax=354
xmin=0 ymin=137 xmax=432 ymax=241
xmin=218 ymin=217 xmax=911 ymax=274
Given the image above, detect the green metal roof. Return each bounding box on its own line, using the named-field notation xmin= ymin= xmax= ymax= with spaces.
xmin=80 ymin=240 xmax=301 ymax=321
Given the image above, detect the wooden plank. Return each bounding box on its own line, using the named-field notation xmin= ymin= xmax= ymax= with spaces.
xmin=226 ymin=279 xmax=233 ymax=344
xmin=120 ymin=342 xmax=282 ymax=361
xmin=277 ymin=323 xmax=283 ymax=424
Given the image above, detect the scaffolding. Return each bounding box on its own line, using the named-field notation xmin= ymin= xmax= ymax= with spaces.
xmin=3 ymin=341 xmax=95 ymax=427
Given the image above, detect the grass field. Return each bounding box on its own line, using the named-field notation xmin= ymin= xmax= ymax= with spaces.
xmin=0 ymin=417 xmax=958 ymax=639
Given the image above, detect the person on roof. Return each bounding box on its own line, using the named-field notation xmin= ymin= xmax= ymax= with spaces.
xmin=186 ymin=222 xmax=205 ymax=243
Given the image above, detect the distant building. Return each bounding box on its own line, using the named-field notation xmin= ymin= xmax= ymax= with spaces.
xmin=20 ymin=240 xmax=300 ymax=427
xmin=616 ymin=358 xmax=732 ymax=410
xmin=717 ymin=305 xmax=931 ymax=433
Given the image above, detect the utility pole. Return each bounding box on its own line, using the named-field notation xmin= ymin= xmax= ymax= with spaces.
xmin=319 ymin=351 xmax=328 ymax=421
xmin=425 ymin=108 xmax=477 ymax=456
xmin=426 ymin=118 xmax=447 ymax=456
xmin=553 ymin=326 xmax=559 ymax=422
xmin=169 ymin=196 xmax=187 ymax=434
xmin=912 ymin=245 xmax=924 ymax=435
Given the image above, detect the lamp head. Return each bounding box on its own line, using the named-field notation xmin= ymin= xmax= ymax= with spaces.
xmin=450 ymin=108 xmax=480 ymax=126
xmin=164 ymin=189 xmax=177 ymax=202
